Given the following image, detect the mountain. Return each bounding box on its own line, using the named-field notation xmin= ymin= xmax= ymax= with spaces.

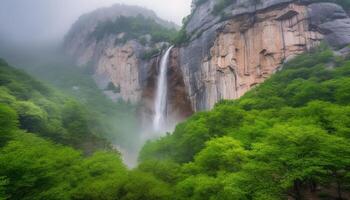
xmin=64 ymin=4 xmax=191 ymax=128
xmin=64 ymin=4 xmax=179 ymax=102
xmin=0 ymin=58 xmax=112 ymax=153
xmin=3 ymin=1 xmax=350 ymax=199
xmin=64 ymin=0 xmax=350 ymax=121
xmin=0 ymin=58 xmax=172 ymax=200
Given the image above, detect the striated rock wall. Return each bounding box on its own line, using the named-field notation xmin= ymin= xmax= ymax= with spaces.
xmin=65 ymin=1 xmax=350 ymax=116
xmin=139 ymin=48 xmax=193 ymax=130
xmin=64 ymin=4 xmax=177 ymax=64
xmin=179 ymin=1 xmax=350 ymax=111
xmin=67 ymin=32 xmax=151 ymax=103
xmin=167 ymin=48 xmax=194 ymax=121
xmin=94 ymin=40 xmax=147 ymax=103
xmin=64 ymin=4 xmax=178 ymax=104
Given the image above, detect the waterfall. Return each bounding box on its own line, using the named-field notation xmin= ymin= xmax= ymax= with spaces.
xmin=153 ymin=46 xmax=173 ymax=132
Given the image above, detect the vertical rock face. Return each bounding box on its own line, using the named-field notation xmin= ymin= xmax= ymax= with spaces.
xmin=64 ymin=4 xmax=193 ymax=128
xmin=66 ymin=31 xmax=151 ymax=103
xmin=179 ymin=0 xmax=350 ymax=111
xmin=94 ymin=40 xmax=145 ymax=103
xmin=167 ymin=48 xmax=194 ymax=121
xmin=65 ymin=1 xmax=350 ymax=117
xmin=139 ymin=48 xmax=193 ymax=130
xmin=64 ymin=4 xmax=177 ymax=104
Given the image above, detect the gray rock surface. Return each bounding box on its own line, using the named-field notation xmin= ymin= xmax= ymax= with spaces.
xmin=180 ymin=0 xmax=350 ymax=111
xmin=64 ymin=4 xmax=177 ymax=61
xmin=64 ymin=1 xmax=350 ymax=112
xmin=186 ymin=0 xmax=295 ymax=39
xmin=308 ymin=3 xmax=350 ymax=47
xmin=180 ymin=22 xmax=224 ymax=110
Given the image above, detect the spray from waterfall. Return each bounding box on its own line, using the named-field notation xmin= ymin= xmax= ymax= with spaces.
xmin=153 ymin=46 xmax=173 ymax=132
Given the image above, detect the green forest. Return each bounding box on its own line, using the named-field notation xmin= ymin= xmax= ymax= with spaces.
xmin=90 ymin=15 xmax=177 ymax=45
xmin=140 ymin=46 xmax=350 ymax=199
xmin=17 ymin=56 xmax=140 ymax=152
xmin=1 ymin=42 xmax=350 ymax=199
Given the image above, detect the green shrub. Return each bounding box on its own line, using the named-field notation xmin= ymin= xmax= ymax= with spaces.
xmin=172 ymin=28 xmax=190 ymax=45
xmin=141 ymin=48 xmax=161 ymax=60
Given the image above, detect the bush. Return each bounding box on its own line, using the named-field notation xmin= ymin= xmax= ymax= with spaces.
xmin=172 ymin=28 xmax=190 ymax=45
xmin=141 ymin=48 xmax=161 ymax=60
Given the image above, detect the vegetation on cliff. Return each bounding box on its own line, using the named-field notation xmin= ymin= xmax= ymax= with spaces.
xmin=0 ymin=59 xmax=172 ymax=200
xmin=0 ymin=59 xmax=110 ymax=152
xmin=20 ymin=57 xmax=139 ymax=149
xmin=2 ymin=41 xmax=350 ymax=200
xmin=139 ymin=46 xmax=350 ymax=199
xmin=90 ymin=14 xmax=177 ymax=45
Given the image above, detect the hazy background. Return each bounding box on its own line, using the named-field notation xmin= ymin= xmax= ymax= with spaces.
xmin=0 ymin=0 xmax=192 ymax=167
xmin=0 ymin=0 xmax=192 ymax=45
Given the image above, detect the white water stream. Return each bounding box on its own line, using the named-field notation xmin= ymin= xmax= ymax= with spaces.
xmin=153 ymin=46 xmax=173 ymax=132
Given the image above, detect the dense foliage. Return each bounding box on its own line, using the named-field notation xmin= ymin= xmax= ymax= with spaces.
xmin=0 ymin=59 xmax=109 ymax=152
xmin=2 ymin=43 xmax=350 ymax=199
xmin=0 ymin=105 xmax=171 ymax=200
xmin=172 ymin=28 xmax=190 ymax=46
xmin=0 ymin=60 xmax=172 ymax=200
xmin=21 ymin=57 xmax=139 ymax=151
xmin=90 ymin=15 xmax=177 ymax=45
xmin=139 ymin=46 xmax=350 ymax=199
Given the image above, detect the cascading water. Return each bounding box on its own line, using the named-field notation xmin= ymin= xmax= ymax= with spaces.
xmin=153 ymin=46 xmax=173 ymax=132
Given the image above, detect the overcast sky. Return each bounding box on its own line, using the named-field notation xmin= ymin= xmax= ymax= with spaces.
xmin=0 ymin=0 xmax=192 ymax=45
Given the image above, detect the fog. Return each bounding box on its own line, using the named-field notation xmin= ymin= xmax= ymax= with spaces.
xmin=0 ymin=0 xmax=193 ymax=167
xmin=0 ymin=0 xmax=191 ymax=45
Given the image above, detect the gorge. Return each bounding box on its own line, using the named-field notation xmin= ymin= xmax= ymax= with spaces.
xmin=62 ymin=0 xmax=350 ymax=144
xmin=64 ymin=0 xmax=350 ymax=114
xmin=2 ymin=0 xmax=350 ymax=199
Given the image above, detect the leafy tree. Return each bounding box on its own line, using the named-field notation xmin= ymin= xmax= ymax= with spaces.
xmin=247 ymin=123 xmax=350 ymax=199
xmin=118 ymin=171 xmax=172 ymax=200
xmin=137 ymin=160 xmax=181 ymax=184
xmin=194 ymin=137 xmax=247 ymax=175
xmin=13 ymin=101 xmax=47 ymax=133
xmin=0 ymin=104 xmax=18 ymax=145
xmin=175 ymin=175 xmax=221 ymax=200
xmin=0 ymin=177 xmax=8 ymax=200
xmin=72 ymin=152 xmax=128 ymax=200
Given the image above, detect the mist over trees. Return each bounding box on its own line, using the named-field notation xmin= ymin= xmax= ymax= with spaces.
xmin=1 ymin=0 xmax=350 ymax=199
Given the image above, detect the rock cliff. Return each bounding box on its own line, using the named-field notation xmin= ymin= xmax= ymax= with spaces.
xmin=64 ymin=4 xmax=178 ymax=103
xmin=64 ymin=1 xmax=350 ymax=118
xmin=64 ymin=4 xmax=192 ymax=127
xmin=179 ymin=0 xmax=350 ymax=111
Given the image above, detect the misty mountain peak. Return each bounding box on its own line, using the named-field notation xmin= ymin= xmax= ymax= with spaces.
xmin=65 ymin=4 xmax=178 ymax=43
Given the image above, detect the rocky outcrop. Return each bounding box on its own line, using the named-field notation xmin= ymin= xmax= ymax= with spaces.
xmin=64 ymin=4 xmax=177 ymax=65
xmin=65 ymin=1 xmax=350 ymax=116
xmin=64 ymin=4 xmax=178 ymax=103
xmin=179 ymin=0 xmax=350 ymax=111
xmin=93 ymin=39 xmax=147 ymax=103
xmin=64 ymin=4 xmax=193 ymax=128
